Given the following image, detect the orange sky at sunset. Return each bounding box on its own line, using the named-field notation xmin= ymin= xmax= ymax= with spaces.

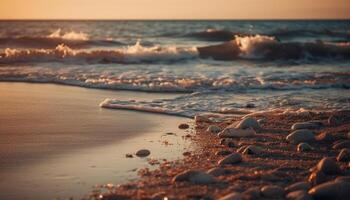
xmin=0 ymin=0 xmax=349 ymax=19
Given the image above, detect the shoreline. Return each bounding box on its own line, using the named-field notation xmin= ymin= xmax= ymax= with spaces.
xmin=0 ymin=82 xmax=191 ymax=200
xmin=91 ymin=109 xmax=350 ymax=200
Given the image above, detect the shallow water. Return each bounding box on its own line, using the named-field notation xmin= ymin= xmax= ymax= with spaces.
xmin=1 ymin=20 xmax=349 ymax=116
xmin=0 ymin=83 xmax=192 ymax=200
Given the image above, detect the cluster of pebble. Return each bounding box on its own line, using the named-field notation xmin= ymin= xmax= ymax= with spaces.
xmin=171 ymin=115 xmax=350 ymax=200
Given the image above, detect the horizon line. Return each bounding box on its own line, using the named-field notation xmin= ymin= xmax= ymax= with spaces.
xmin=0 ymin=18 xmax=349 ymax=21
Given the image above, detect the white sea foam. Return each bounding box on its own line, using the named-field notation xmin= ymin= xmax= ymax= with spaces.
xmin=47 ymin=29 xmax=90 ymax=41
xmin=0 ymin=42 xmax=198 ymax=64
xmin=235 ymin=35 xmax=277 ymax=59
xmin=99 ymin=89 xmax=350 ymax=118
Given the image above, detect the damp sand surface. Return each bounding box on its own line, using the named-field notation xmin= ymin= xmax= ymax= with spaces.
xmin=0 ymin=82 xmax=192 ymax=200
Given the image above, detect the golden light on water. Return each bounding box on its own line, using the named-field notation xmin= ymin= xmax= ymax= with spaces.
xmin=0 ymin=0 xmax=349 ymax=19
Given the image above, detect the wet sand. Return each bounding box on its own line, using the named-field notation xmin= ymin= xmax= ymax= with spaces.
xmin=0 ymin=82 xmax=192 ymax=200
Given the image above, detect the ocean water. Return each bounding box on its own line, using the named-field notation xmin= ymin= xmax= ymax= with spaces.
xmin=0 ymin=20 xmax=350 ymax=117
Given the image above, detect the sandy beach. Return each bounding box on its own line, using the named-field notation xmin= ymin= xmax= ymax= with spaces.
xmin=0 ymin=82 xmax=192 ymax=200
xmin=91 ymin=110 xmax=350 ymax=200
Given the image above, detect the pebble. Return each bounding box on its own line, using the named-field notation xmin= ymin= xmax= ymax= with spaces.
xmin=218 ymin=128 xmax=256 ymax=138
xmin=215 ymin=150 xmax=232 ymax=156
xmin=242 ymin=145 xmax=263 ymax=155
xmin=135 ymin=149 xmax=151 ymax=157
xmin=207 ymin=167 xmax=229 ymax=177
xmin=172 ymin=170 xmax=216 ymax=184
xmin=125 ymin=153 xmax=133 ymax=158
xmin=285 ymin=181 xmax=311 ymax=193
xmin=337 ymin=148 xmax=350 ymax=162
xmin=218 ymin=153 xmax=242 ymax=165
xmin=178 ymin=123 xmax=190 ymax=129
xmin=328 ymin=115 xmax=341 ymax=126
xmin=220 ymin=138 xmax=236 ymax=147
xmin=260 ymin=185 xmax=285 ymax=198
xmin=315 ymin=132 xmax=335 ymax=142
xmin=332 ymin=140 xmax=350 ymax=150
xmin=291 ymin=122 xmax=322 ymax=130
xmin=308 ymin=170 xmax=327 ymax=185
xmin=308 ymin=181 xmax=350 ymax=200
xmin=257 ymin=118 xmax=266 ymax=124
xmin=297 ymin=143 xmax=313 ymax=152
xmin=286 ymin=129 xmax=315 ymax=144
xmin=335 ymin=176 xmax=350 ymax=182
xmin=218 ymin=192 xmax=242 ymax=200
xmin=235 ymin=117 xmax=261 ymax=130
xmin=151 ymin=192 xmax=167 ymax=200
xmin=316 ymin=157 xmax=341 ymax=175
xmin=242 ymin=187 xmax=261 ymax=199
xmin=286 ymin=190 xmax=312 ymax=200
xmin=207 ymin=125 xmax=221 ymax=134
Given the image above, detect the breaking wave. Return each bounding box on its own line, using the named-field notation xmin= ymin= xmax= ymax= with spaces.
xmin=0 ymin=29 xmax=124 ymax=48
xmin=198 ymin=35 xmax=350 ymax=61
xmin=0 ymin=41 xmax=198 ymax=64
xmin=185 ymin=28 xmax=350 ymax=42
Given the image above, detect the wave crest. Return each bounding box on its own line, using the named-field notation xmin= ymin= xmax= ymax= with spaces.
xmin=47 ymin=28 xmax=89 ymax=41
xmin=198 ymin=34 xmax=350 ymax=61
xmin=0 ymin=41 xmax=198 ymax=64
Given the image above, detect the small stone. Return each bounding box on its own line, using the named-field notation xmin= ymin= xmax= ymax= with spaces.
xmin=316 ymin=157 xmax=341 ymax=175
xmin=286 ymin=129 xmax=315 ymax=144
xmin=151 ymin=192 xmax=167 ymax=200
xmin=242 ymin=145 xmax=263 ymax=155
xmin=242 ymin=187 xmax=261 ymax=199
xmin=328 ymin=115 xmax=341 ymax=126
xmin=207 ymin=125 xmax=221 ymax=134
xmin=257 ymin=118 xmax=266 ymax=124
xmin=245 ymin=103 xmax=255 ymax=108
xmin=308 ymin=170 xmax=327 ymax=185
xmin=335 ymin=176 xmax=350 ymax=182
xmin=332 ymin=141 xmax=350 ymax=150
xmin=285 ymin=181 xmax=311 ymax=193
xmin=337 ymin=148 xmax=350 ymax=162
xmin=172 ymin=170 xmax=216 ymax=184
xmin=135 ymin=149 xmax=151 ymax=157
xmin=218 ymin=153 xmax=242 ymax=165
xmin=207 ymin=167 xmax=229 ymax=177
xmin=236 ymin=145 xmax=247 ymax=153
xmin=125 ymin=153 xmax=133 ymax=158
xmin=286 ymin=190 xmax=312 ymax=200
xmin=297 ymin=143 xmax=313 ymax=152
xmin=315 ymin=132 xmax=335 ymax=142
xmin=218 ymin=192 xmax=242 ymax=200
xmin=291 ymin=122 xmax=323 ymax=130
xmin=308 ymin=181 xmax=350 ymax=200
xmin=218 ymin=128 xmax=256 ymax=138
xmin=261 ymin=185 xmax=285 ymax=198
xmin=215 ymin=150 xmax=232 ymax=156
xmin=235 ymin=117 xmax=261 ymax=130
xmin=178 ymin=123 xmax=190 ymax=129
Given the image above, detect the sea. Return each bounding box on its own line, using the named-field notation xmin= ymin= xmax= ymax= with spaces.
xmin=1 ymin=20 xmax=350 ymax=117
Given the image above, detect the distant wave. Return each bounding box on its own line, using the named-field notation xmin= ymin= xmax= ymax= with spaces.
xmin=0 ymin=41 xmax=198 ymax=64
xmin=185 ymin=28 xmax=350 ymax=42
xmin=184 ymin=29 xmax=237 ymax=41
xmin=0 ymin=29 xmax=124 ymax=48
xmin=198 ymin=35 xmax=350 ymax=61
xmin=1 ymin=35 xmax=350 ymax=64
xmin=269 ymin=28 xmax=350 ymax=39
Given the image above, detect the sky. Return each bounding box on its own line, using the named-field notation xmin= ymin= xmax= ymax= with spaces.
xmin=0 ymin=0 xmax=349 ymax=19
